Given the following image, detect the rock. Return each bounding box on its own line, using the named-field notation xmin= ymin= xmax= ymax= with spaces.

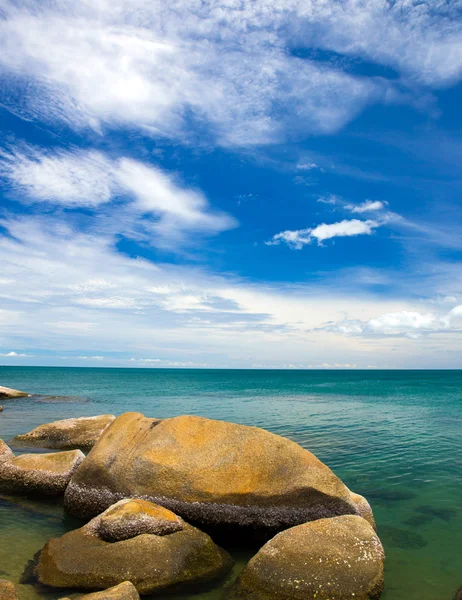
xmin=12 ymin=415 xmax=116 ymax=451
xmin=350 ymin=491 xmax=376 ymax=529
xmin=453 ymin=586 xmax=462 ymax=600
xmin=0 ymin=386 xmax=29 ymax=399
xmin=99 ymin=498 xmax=184 ymax=542
xmin=0 ymin=440 xmax=84 ymax=496
xmin=0 ymin=579 xmax=18 ymax=600
xmin=0 ymin=406 xmax=3 ymax=413
xmin=228 ymin=515 xmax=385 ymax=600
xmin=59 ymin=581 xmax=139 ymax=600
xmin=65 ymin=413 xmax=366 ymax=530
xmin=34 ymin=498 xmax=232 ymax=594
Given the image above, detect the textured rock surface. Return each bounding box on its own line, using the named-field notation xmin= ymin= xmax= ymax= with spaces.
xmin=350 ymin=491 xmax=376 ymax=529
xmin=34 ymin=499 xmax=232 ymax=593
xmin=65 ymin=412 xmax=364 ymax=529
xmin=229 ymin=515 xmax=385 ymax=600
xmin=0 ymin=579 xmax=18 ymax=600
xmin=99 ymin=498 xmax=183 ymax=542
xmin=13 ymin=415 xmax=116 ymax=451
xmin=453 ymin=586 xmax=462 ymax=600
xmin=0 ymin=386 xmax=29 ymax=399
xmin=59 ymin=581 xmax=139 ymax=600
xmin=0 ymin=440 xmax=84 ymax=496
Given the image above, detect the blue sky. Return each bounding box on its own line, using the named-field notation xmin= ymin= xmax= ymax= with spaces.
xmin=1 ymin=0 xmax=462 ymax=369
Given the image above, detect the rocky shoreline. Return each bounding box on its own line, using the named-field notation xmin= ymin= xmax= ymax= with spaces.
xmin=0 ymin=392 xmax=457 ymax=599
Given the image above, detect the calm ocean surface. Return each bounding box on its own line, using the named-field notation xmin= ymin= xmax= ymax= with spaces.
xmin=0 ymin=367 xmax=461 ymax=600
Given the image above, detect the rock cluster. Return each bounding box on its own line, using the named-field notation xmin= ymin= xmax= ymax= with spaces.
xmin=5 ymin=409 xmax=386 ymax=599
xmin=13 ymin=415 xmax=116 ymax=451
xmin=33 ymin=498 xmax=232 ymax=594
xmin=0 ymin=439 xmax=84 ymax=495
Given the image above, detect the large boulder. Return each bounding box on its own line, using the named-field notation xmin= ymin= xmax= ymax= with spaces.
xmin=34 ymin=498 xmax=232 ymax=594
xmin=0 ymin=579 xmax=18 ymax=600
xmin=228 ymin=515 xmax=385 ymax=600
xmin=0 ymin=439 xmax=84 ymax=496
xmin=59 ymin=581 xmax=139 ymax=600
xmin=0 ymin=386 xmax=29 ymax=399
xmin=12 ymin=415 xmax=116 ymax=451
xmin=64 ymin=413 xmax=366 ymax=529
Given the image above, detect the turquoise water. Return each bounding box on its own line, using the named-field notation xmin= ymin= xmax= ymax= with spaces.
xmin=0 ymin=367 xmax=461 ymax=600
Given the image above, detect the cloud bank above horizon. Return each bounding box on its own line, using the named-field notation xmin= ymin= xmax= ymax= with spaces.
xmin=1 ymin=0 xmax=462 ymax=368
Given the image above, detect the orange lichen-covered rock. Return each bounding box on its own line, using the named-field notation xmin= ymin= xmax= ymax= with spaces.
xmin=228 ymin=515 xmax=385 ymax=600
xmin=59 ymin=581 xmax=140 ymax=600
xmin=64 ymin=412 xmax=366 ymax=530
xmin=33 ymin=499 xmax=232 ymax=594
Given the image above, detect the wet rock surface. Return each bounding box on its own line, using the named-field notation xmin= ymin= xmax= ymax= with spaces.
xmin=64 ymin=412 xmax=366 ymax=530
xmin=12 ymin=415 xmax=116 ymax=451
xmin=58 ymin=581 xmax=140 ymax=600
xmin=228 ymin=515 xmax=385 ymax=600
xmin=0 ymin=440 xmax=84 ymax=496
xmin=32 ymin=498 xmax=233 ymax=594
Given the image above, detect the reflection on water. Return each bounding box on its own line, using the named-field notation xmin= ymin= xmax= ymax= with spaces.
xmin=0 ymin=367 xmax=461 ymax=600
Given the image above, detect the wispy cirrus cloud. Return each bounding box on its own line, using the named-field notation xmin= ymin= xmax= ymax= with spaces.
xmin=0 ymin=0 xmax=447 ymax=147
xmin=266 ymin=219 xmax=379 ymax=249
xmin=346 ymin=200 xmax=387 ymax=213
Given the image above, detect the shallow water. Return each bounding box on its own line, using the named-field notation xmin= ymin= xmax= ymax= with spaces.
xmin=0 ymin=367 xmax=461 ymax=600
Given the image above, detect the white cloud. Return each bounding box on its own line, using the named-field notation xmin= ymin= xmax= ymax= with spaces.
xmin=346 ymin=200 xmax=387 ymax=213
xmin=0 ymin=351 xmax=31 ymax=357
xmin=267 ymin=219 xmax=379 ymax=249
xmin=317 ymin=194 xmax=340 ymax=205
xmin=0 ymin=2 xmax=413 ymax=146
xmin=0 ymin=146 xmax=236 ymax=243
xmin=323 ymin=305 xmax=462 ymax=338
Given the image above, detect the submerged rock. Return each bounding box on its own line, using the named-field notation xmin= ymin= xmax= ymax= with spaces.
xmin=34 ymin=498 xmax=232 ymax=594
xmin=453 ymin=586 xmax=462 ymax=600
xmin=0 ymin=440 xmax=84 ymax=496
xmin=0 ymin=386 xmax=29 ymax=399
xmin=0 ymin=579 xmax=18 ymax=600
xmin=12 ymin=415 xmax=116 ymax=451
xmin=59 ymin=581 xmax=139 ymax=600
xmin=379 ymin=525 xmax=427 ymax=549
xmin=228 ymin=515 xmax=385 ymax=600
xmin=64 ymin=412 xmax=367 ymax=530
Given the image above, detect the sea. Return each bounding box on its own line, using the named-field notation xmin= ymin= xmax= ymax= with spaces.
xmin=0 ymin=367 xmax=461 ymax=600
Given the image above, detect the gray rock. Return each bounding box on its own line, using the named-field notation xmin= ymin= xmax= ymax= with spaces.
xmin=13 ymin=415 xmax=116 ymax=451
xmin=0 ymin=439 xmax=84 ymax=496
xmin=0 ymin=386 xmax=29 ymax=399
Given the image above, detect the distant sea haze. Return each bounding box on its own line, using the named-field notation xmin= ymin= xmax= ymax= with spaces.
xmin=0 ymin=366 xmax=461 ymax=600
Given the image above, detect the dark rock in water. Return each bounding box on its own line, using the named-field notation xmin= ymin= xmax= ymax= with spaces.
xmin=228 ymin=515 xmax=385 ymax=600
xmin=453 ymin=586 xmax=462 ymax=600
xmin=404 ymin=514 xmax=434 ymax=528
xmin=64 ymin=412 xmax=368 ymax=531
xmin=33 ymin=498 xmax=232 ymax=594
xmin=33 ymin=395 xmax=89 ymax=404
xmin=0 ymin=579 xmax=18 ymax=600
xmin=380 ymin=525 xmax=427 ymax=549
xmin=0 ymin=439 xmax=84 ymax=496
xmin=415 ymin=505 xmax=457 ymax=522
xmin=59 ymin=581 xmax=140 ymax=600
xmin=20 ymin=550 xmax=41 ymax=584
xmin=361 ymin=488 xmax=417 ymax=502
xmin=0 ymin=406 xmax=3 ymax=413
